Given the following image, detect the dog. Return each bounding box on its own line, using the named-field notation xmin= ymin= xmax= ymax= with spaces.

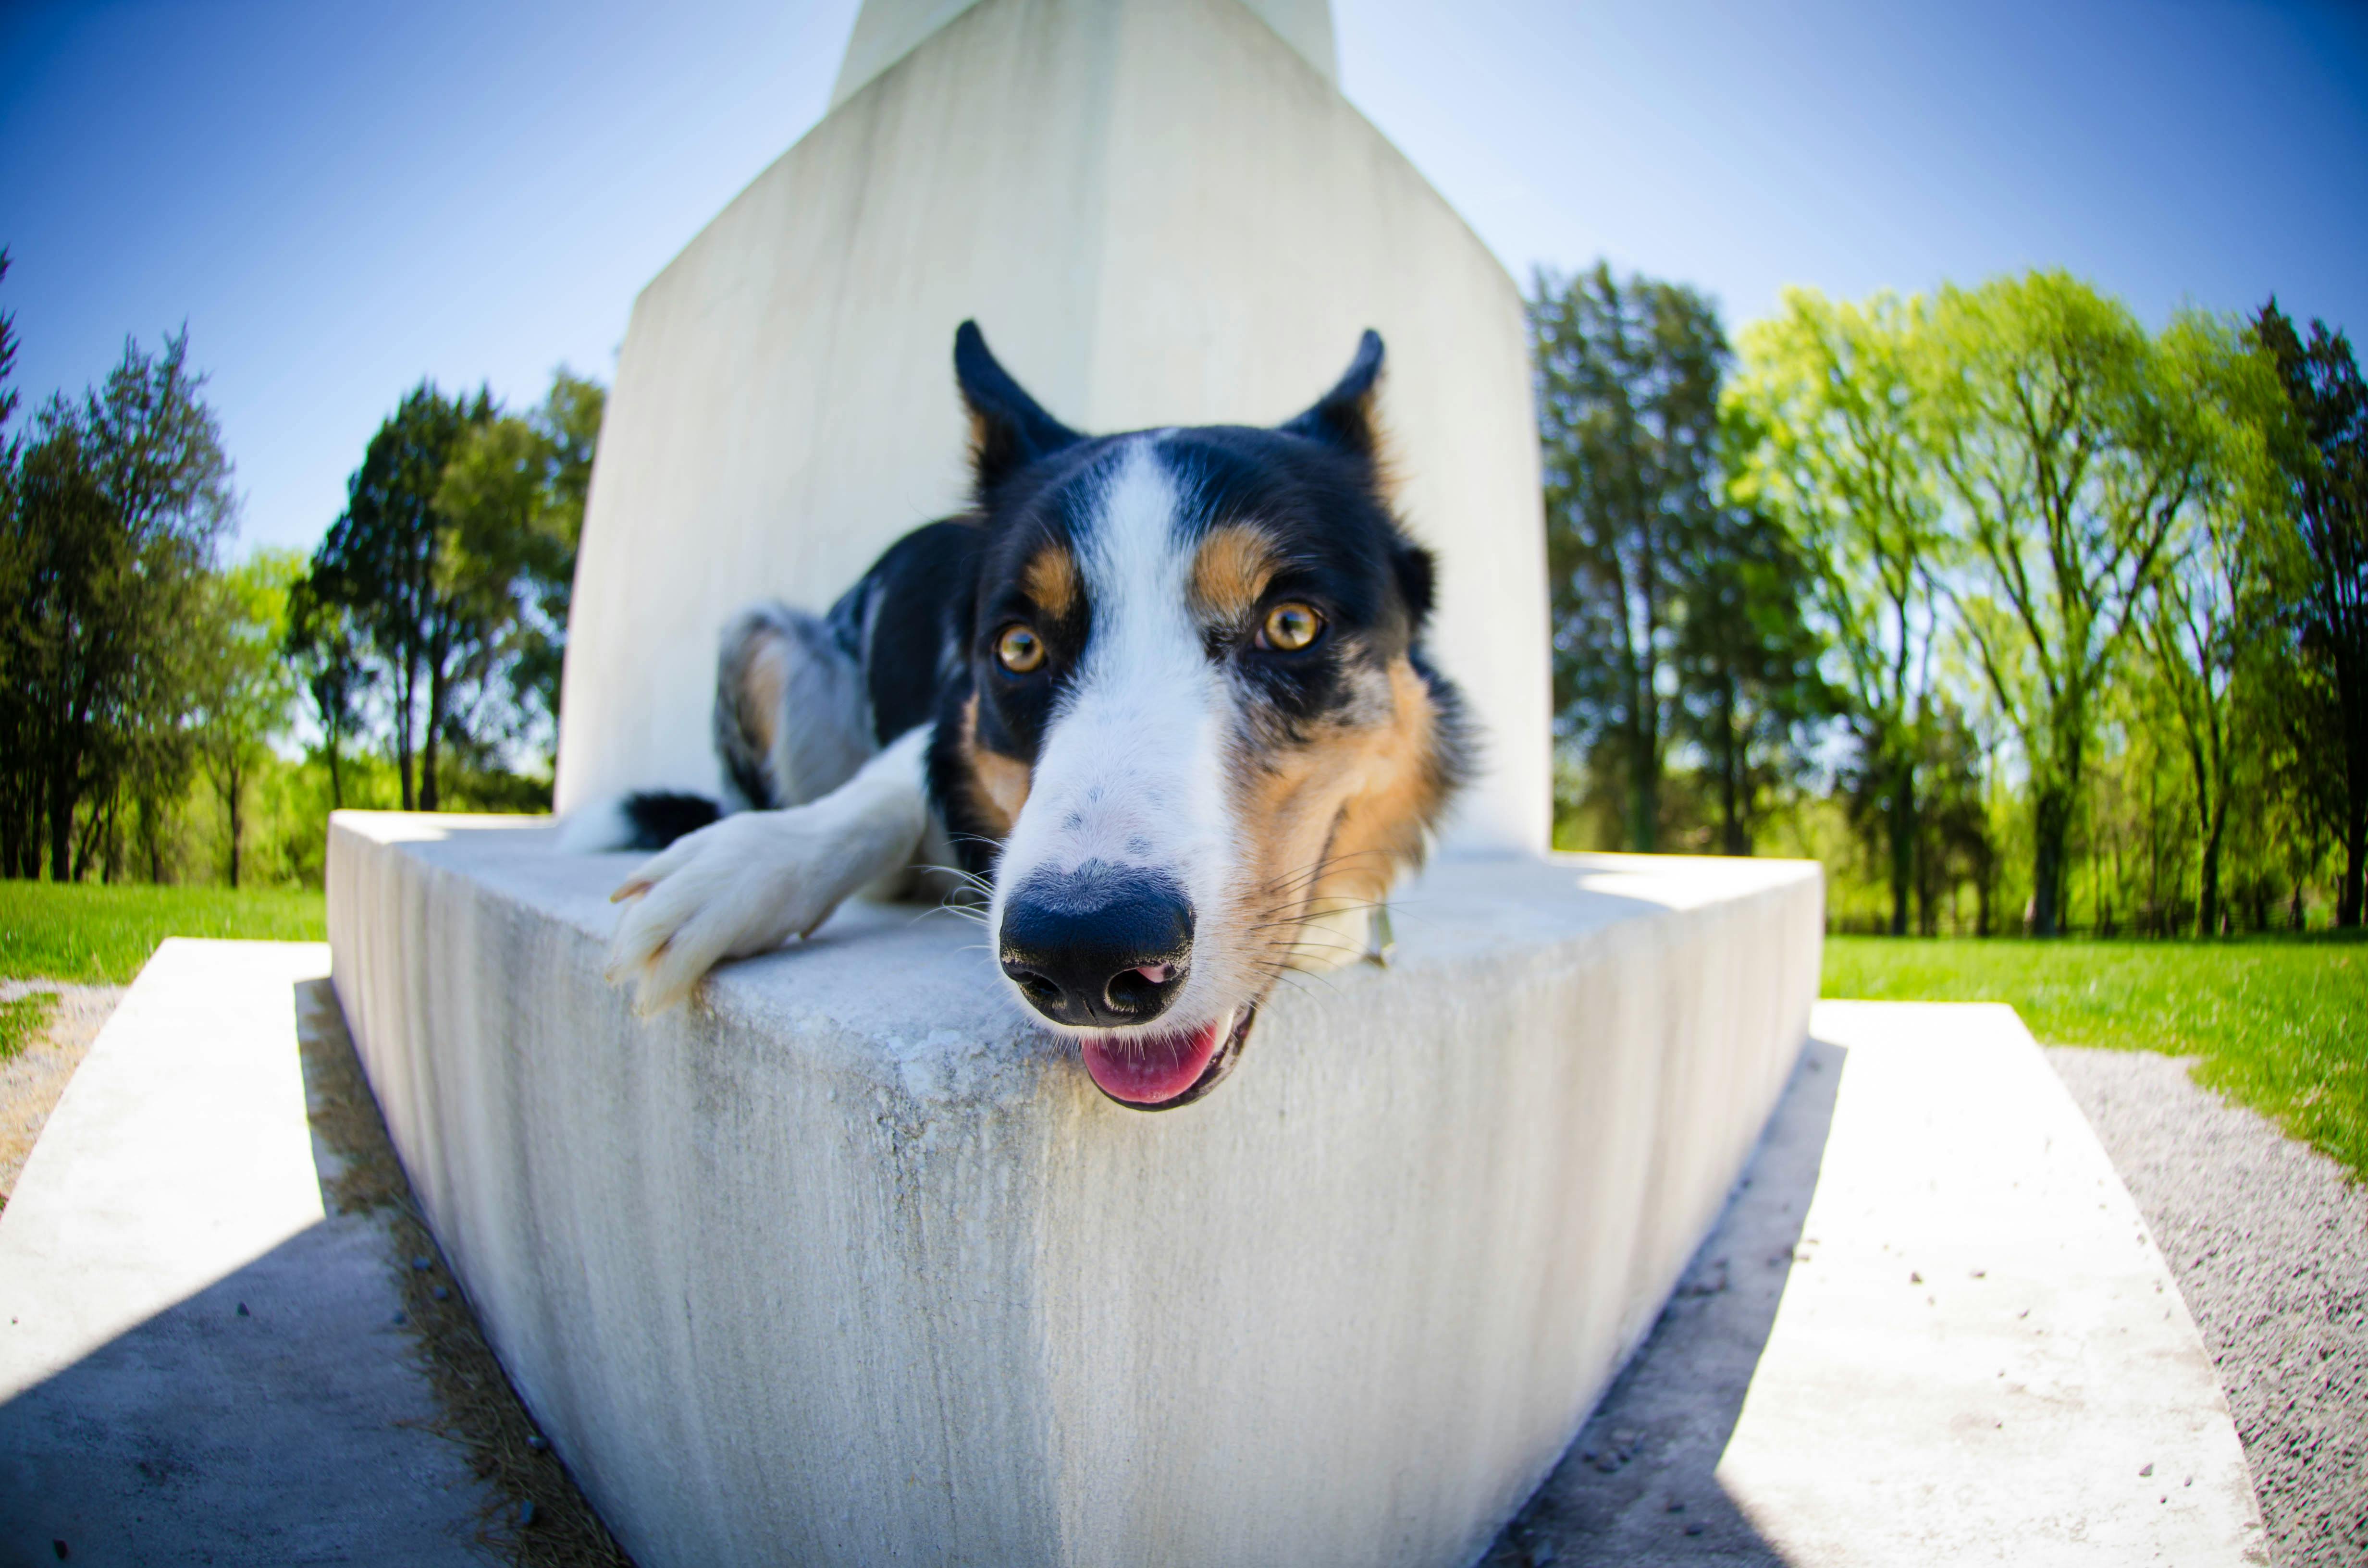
xmin=575 ymin=321 xmax=1472 ymax=1109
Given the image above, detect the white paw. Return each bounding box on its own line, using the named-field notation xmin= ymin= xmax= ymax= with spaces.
xmin=603 ymin=807 xmax=858 ymax=1015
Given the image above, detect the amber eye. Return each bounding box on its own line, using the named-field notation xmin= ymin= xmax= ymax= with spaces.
xmin=996 ymin=624 xmax=1046 ymax=673
xmin=1260 ymin=601 xmax=1324 ymax=652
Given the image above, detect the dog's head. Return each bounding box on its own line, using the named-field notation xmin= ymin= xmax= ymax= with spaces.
xmin=934 ymin=321 xmax=1470 ymax=1110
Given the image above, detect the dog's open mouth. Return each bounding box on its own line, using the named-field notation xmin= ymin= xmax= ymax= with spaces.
xmin=1079 ymin=1004 xmax=1258 ymax=1110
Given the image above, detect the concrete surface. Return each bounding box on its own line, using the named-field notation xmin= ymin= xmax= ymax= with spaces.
xmin=833 ymin=0 xmax=1339 ymax=104
xmin=327 ymin=812 xmax=1822 ymax=1568
xmin=556 ymin=0 xmax=1553 ymax=857
xmin=2049 ymin=1045 xmax=2366 ymax=1567
xmin=0 ymin=941 xmax=489 ymax=1568
xmin=1489 ymin=1002 xmax=2269 ymax=1568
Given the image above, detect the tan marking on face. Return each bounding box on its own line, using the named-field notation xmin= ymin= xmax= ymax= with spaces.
xmin=1221 ymin=654 xmax=1446 ymax=980
xmin=1190 ymin=523 xmax=1285 ymax=622
xmin=1022 ymin=545 xmax=1080 ymax=621
xmin=960 ymin=693 xmax=1031 ymax=837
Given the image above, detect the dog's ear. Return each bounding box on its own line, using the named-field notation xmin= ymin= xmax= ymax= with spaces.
xmin=955 ymin=320 xmax=1083 ymax=497
xmin=1279 ymin=330 xmax=1385 ymax=462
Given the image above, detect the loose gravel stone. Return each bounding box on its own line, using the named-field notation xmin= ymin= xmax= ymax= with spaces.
xmin=2047 ymin=1046 xmax=2368 ymax=1568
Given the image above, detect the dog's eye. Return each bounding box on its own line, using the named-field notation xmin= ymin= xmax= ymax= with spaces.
xmin=1258 ymin=601 xmax=1324 ymax=652
xmin=996 ymin=624 xmax=1047 ymax=673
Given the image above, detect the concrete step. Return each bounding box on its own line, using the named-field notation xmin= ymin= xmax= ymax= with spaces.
xmin=0 ymin=940 xmax=490 ymax=1567
xmin=1493 ymin=1000 xmax=2269 ymax=1568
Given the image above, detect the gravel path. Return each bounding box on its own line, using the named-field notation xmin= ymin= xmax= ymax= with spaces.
xmin=0 ymin=979 xmax=125 ymax=1208
xmin=2047 ymin=1047 xmax=2368 ymax=1568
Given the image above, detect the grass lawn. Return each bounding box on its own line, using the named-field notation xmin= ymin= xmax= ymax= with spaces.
xmin=1825 ymin=934 xmax=2368 ymax=1179
xmin=0 ymin=881 xmax=326 ymax=985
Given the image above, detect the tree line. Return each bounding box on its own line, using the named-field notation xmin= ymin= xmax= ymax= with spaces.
xmin=1532 ymin=263 xmax=2364 ymax=936
xmin=0 ymin=250 xmax=603 ymax=886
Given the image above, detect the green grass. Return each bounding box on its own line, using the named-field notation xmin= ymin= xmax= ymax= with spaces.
xmin=0 ymin=991 xmax=60 ymax=1060
xmin=0 ymin=882 xmax=326 ymax=985
xmin=1825 ymin=934 xmax=2368 ymax=1178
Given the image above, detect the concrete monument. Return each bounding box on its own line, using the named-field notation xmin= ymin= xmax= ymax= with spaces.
xmin=328 ymin=1 xmax=1826 ymax=1562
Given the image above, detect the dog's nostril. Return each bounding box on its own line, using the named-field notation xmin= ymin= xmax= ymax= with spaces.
xmin=1104 ymin=962 xmax=1185 ymax=1016
xmin=1007 ymin=967 xmax=1063 ymax=1010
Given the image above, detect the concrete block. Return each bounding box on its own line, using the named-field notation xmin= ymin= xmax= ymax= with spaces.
xmin=556 ymin=0 xmax=1552 ymax=854
xmin=327 ymin=813 xmax=1822 ymax=1567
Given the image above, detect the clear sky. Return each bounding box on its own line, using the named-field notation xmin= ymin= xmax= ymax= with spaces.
xmin=4 ymin=0 xmax=2362 ymax=559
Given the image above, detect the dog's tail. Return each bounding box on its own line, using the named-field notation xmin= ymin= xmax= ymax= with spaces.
xmin=556 ymin=791 xmax=722 ymax=853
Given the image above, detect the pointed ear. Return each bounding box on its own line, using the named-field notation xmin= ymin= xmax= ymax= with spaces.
xmin=955 ymin=320 xmax=1083 ymax=496
xmin=1279 ymin=330 xmax=1385 ymax=460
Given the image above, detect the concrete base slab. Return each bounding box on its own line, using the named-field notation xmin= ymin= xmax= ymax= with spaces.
xmin=0 ymin=940 xmax=491 ymax=1567
xmin=1489 ymin=1001 xmax=2269 ymax=1568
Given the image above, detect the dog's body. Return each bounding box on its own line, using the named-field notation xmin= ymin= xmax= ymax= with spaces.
xmin=585 ymin=322 xmax=1472 ymax=1108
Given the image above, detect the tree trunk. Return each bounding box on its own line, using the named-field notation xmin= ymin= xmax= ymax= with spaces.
xmin=1887 ymin=765 xmax=1913 ymax=936
xmin=327 ymin=730 xmax=344 ymax=811
xmin=2342 ymin=801 xmax=2365 ymax=929
xmin=2030 ymin=783 xmax=2072 ymax=937
xmin=2195 ymin=801 xmax=2226 ymax=939
xmin=226 ymin=760 xmax=243 ymax=890
xmin=1719 ymin=678 xmax=1746 ymax=856
xmin=48 ymin=758 xmax=73 ymax=883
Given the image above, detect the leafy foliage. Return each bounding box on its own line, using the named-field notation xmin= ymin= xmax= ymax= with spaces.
xmin=1530 ymin=264 xmax=1827 ymax=853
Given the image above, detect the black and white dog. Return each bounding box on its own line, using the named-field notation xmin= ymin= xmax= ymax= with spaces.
xmin=580 ymin=322 xmax=1472 ymax=1109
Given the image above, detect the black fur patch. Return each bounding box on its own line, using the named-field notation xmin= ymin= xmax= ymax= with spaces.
xmin=620 ymin=791 xmax=722 ymax=850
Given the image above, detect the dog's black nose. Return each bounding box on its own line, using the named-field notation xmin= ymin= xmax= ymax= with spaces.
xmin=999 ymin=864 xmax=1192 ymax=1029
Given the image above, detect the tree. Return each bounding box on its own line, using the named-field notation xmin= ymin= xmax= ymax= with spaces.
xmin=0 ymin=330 xmax=232 ymax=879
xmin=434 ymin=369 xmax=603 ymax=760
xmin=308 ymin=383 xmax=496 ymax=811
xmin=2255 ymin=302 xmax=2368 ymax=925
xmin=192 ymin=551 xmax=301 ymax=887
xmin=1670 ymin=507 xmax=1831 ymax=854
xmin=1530 ymin=264 xmax=1729 ymax=851
xmin=284 ymin=572 xmax=374 ymax=809
xmin=1918 ymin=273 xmax=2230 ymax=936
xmin=2136 ymin=337 xmax=2285 ymax=938
xmin=1727 ymin=289 xmax=1943 ymax=932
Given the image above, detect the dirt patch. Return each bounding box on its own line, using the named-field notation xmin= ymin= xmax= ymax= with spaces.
xmin=293 ymin=978 xmax=637 ymax=1568
xmin=0 ymin=979 xmax=126 ymax=1208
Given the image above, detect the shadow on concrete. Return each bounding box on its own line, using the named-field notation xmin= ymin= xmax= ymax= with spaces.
xmin=0 ymin=978 xmax=629 ymax=1568
xmin=1482 ymin=1035 xmax=1849 ymax=1568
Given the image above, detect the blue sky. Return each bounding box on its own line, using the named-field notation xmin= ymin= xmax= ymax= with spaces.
xmin=4 ymin=0 xmax=2363 ymax=558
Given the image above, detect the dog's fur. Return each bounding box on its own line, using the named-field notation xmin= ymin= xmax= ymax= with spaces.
xmin=589 ymin=321 xmax=1472 ymax=1108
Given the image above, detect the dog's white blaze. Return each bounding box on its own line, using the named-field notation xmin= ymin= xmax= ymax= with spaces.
xmin=992 ymin=441 xmax=1241 ymax=1031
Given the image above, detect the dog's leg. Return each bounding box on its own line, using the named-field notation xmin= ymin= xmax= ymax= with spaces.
xmin=605 ymin=725 xmax=933 ymax=1014
xmin=715 ymin=602 xmax=873 ymax=812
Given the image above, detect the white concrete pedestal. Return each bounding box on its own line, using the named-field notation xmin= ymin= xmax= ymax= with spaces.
xmin=327 ymin=814 xmax=1821 ymax=1567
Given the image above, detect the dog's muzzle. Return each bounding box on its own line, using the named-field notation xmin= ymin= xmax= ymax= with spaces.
xmin=998 ymin=863 xmax=1192 ymax=1029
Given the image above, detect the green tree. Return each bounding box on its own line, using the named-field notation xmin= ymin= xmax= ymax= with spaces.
xmin=1727 ymin=289 xmax=1943 ymax=933
xmin=2135 ymin=333 xmax=2287 ymax=937
xmin=284 ymin=573 xmax=374 ymax=810
xmin=0 ymin=329 xmax=232 ymax=879
xmin=307 ymin=383 xmax=497 ymax=811
xmin=1529 ymin=264 xmax=1729 ymax=851
xmin=1919 ymin=273 xmax=2231 ymax=936
xmin=434 ymin=368 xmax=603 ymax=759
xmin=192 ymin=551 xmax=301 ymax=887
xmin=2254 ymin=302 xmax=2368 ymax=926
xmin=1670 ymin=507 xmax=1831 ymax=854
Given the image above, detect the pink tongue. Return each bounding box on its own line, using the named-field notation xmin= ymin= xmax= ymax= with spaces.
xmin=1080 ymin=1017 xmax=1225 ymax=1105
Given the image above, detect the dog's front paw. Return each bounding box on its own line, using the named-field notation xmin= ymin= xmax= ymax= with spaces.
xmin=603 ymin=808 xmax=848 ymax=1015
